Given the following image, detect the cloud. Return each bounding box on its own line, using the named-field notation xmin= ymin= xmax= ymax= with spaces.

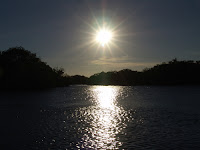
xmin=91 ymin=56 xmax=157 ymax=70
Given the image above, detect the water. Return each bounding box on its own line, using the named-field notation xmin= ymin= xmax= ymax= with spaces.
xmin=0 ymin=86 xmax=200 ymax=149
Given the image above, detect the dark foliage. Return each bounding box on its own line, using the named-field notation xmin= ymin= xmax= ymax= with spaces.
xmin=1 ymin=47 xmax=200 ymax=88
xmin=88 ymin=59 xmax=200 ymax=85
xmin=0 ymin=47 xmax=69 ymax=89
xmin=68 ymin=75 xmax=89 ymax=85
xmin=141 ymin=59 xmax=200 ymax=85
xmin=89 ymin=70 xmax=141 ymax=85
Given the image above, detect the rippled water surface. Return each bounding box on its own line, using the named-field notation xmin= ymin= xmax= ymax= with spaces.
xmin=0 ymin=86 xmax=200 ymax=149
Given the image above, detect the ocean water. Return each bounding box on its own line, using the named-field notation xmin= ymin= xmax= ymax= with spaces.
xmin=0 ymin=86 xmax=200 ymax=149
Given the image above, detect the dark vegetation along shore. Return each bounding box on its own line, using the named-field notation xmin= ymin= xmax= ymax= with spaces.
xmin=0 ymin=47 xmax=200 ymax=89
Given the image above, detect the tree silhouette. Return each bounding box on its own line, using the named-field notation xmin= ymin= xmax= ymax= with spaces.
xmin=88 ymin=59 xmax=200 ymax=86
xmin=1 ymin=47 xmax=200 ymax=89
xmin=0 ymin=47 xmax=68 ymax=89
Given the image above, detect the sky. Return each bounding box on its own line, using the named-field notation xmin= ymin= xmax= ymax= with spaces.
xmin=0 ymin=0 xmax=200 ymax=76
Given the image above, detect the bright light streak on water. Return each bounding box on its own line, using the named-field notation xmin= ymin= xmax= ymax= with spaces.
xmin=75 ymin=86 xmax=131 ymax=149
xmin=1 ymin=86 xmax=200 ymax=149
xmin=93 ymin=86 xmax=117 ymax=109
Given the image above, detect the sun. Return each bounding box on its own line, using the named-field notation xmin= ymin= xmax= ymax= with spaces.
xmin=96 ymin=28 xmax=113 ymax=47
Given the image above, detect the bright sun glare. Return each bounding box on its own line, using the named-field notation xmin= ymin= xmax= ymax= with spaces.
xmin=96 ymin=28 xmax=112 ymax=47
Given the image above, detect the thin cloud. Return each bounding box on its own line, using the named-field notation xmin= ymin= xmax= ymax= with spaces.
xmin=91 ymin=56 xmax=157 ymax=70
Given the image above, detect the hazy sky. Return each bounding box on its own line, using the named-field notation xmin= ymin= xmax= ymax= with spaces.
xmin=1 ymin=0 xmax=200 ymax=76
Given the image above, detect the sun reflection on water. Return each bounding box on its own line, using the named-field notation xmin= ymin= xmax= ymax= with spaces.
xmin=75 ymin=86 xmax=131 ymax=149
xmin=94 ymin=86 xmax=117 ymax=109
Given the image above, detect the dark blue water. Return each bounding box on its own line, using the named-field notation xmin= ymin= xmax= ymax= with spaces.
xmin=0 ymin=86 xmax=200 ymax=149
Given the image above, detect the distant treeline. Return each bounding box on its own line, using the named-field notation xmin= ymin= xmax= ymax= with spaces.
xmin=1 ymin=47 xmax=200 ymax=89
xmin=87 ymin=58 xmax=200 ymax=85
